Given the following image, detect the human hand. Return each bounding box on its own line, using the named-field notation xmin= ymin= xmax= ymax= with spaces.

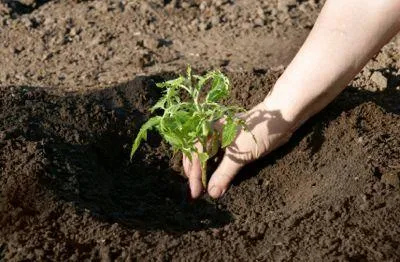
xmin=182 ymin=98 xmax=296 ymax=199
xmin=183 ymin=0 xmax=400 ymax=200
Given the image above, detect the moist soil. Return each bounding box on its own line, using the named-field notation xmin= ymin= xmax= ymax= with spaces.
xmin=1 ymin=0 xmax=400 ymax=261
xmin=1 ymin=71 xmax=400 ymax=261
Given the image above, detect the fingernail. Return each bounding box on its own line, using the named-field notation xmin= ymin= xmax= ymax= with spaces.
xmin=209 ymin=186 xmax=222 ymax=198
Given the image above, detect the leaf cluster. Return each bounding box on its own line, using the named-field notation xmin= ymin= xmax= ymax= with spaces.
xmin=131 ymin=67 xmax=247 ymax=186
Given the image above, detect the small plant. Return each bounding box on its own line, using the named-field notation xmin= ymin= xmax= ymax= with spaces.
xmin=131 ymin=67 xmax=252 ymax=188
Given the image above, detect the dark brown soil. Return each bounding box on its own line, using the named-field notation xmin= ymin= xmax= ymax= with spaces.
xmin=1 ymin=0 xmax=400 ymax=261
xmin=1 ymin=69 xmax=399 ymax=261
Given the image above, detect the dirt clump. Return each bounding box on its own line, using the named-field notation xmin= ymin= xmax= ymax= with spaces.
xmin=1 ymin=70 xmax=399 ymax=261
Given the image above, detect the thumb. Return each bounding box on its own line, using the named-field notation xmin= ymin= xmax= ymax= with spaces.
xmin=207 ymin=152 xmax=243 ymax=198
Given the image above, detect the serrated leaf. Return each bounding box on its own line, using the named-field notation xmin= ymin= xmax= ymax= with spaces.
xmin=159 ymin=116 xmax=190 ymax=149
xmin=131 ymin=66 xmax=252 ymax=188
xmin=131 ymin=116 xmax=162 ymax=159
xmin=194 ymin=73 xmax=212 ymax=91
xmin=206 ymin=72 xmax=230 ymax=102
xmin=172 ymin=110 xmax=190 ymax=129
xmin=156 ymin=76 xmax=184 ymax=88
xmin=162 ymin=132 xmax=184 ymax=148
xmin=165 ymin=87 xmax=179 ymax=106
xmin=150 ymin=96 xmax=167 ymax=112
xmin=182 ymin=115 xmax=201 ymax=137
xmin=221 ymin=118 xmax=238 ymax=148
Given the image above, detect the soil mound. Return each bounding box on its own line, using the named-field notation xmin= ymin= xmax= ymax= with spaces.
xmin=1 ymin=71 xmax=399 ymax=261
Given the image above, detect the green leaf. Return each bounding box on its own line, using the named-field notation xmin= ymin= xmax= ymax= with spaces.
xmin=194 ymin=73 xmax=212 ymax=91
xmin=130 ymin=66 xmax=252 ymax=188
xmin=131 ymin=116 xmax=162 ymax=159
xmin=150 ymin=96 xmax=167 ymax=112
xmin=182 ymin=115 xmax=202 ymax=139
xmin=164 ymin=87 xmax=180 ymax=107
xmin=162 ymin=132 xmax=184 ymax=148
xmin=221 ymin=118 xmax=238 ymax=148
xmin=186 ymin=66 xmax=192 ymax=80
xmin=156 ymin=76 xmax=184 ymax=88
xmin=159 ymin=116 xmax=192 ymax=149
xmin=198 ymin=152 xmax=209 ymax=164
xmin=206 ymin=71 xmax=230 ymax=102
xmin=182 ymin=148 xmax=193 ymax=160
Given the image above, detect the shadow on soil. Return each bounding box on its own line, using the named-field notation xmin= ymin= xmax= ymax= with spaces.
xmin=0 ymin=71 xmax=399 ymax=233
xmin=2 ymin=0 xmax=52 ymax=16
xmin=0 ymin=74 xmax=232 ymax=233
xmin=232 ymin=73 xmax=400 ymax=185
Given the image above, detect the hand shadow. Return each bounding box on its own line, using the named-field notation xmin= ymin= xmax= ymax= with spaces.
xmin=224 ymin=73 xmax=400 ymax=186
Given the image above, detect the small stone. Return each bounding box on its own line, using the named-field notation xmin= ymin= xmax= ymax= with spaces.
xmin=257 ymin=7 xmax=265 ymax=19
xmin=360 ymin=193 xmax=369 ymax=202
xmin=365 ymin=86 xmax=378 ymax=92
xmin=359 ymin=202 xmax=370 ymax=211
xmin=70 ymin=27 xmax=78 ymax=36
xmin=181 ymin=2 xmax=190 ymax=9
xmin=143 ymin=37 xmax=159 ymax=49
xmin=263 ymin=180 xmax=271 ymax=187
xmin=21 ymin=17 xmax=32 ymax=28
xmin=213 ymin=0 xmax=224 ymax=7
xmin=199 ymin=2 xmax=207 ymax=11
xmin=253 ymin=18 xmax=265 ymax=27
xmin=199 ymin=22 xmax=211 ymax=31
xmin=370 ymin=71 xmax=387 ymax=91
xmin=211 ymin=228 xmax=222 ymax=237
xmin=381 ymin=173 xmax=400 ymax=189
xmin=211 ymin=15 xmax=220 ymax=26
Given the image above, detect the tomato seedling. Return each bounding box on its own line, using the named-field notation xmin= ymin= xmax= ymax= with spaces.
xmin=131 ymin=67 xmax=252 ymax=188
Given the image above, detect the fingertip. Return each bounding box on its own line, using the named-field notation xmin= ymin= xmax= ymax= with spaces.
xmin=207 ymin=156 xmax=242 ymax=198
xmin=208 ymin=185 xmax=224 ymax=199
xmin=190 ymin=181 xmax=204 ymax=199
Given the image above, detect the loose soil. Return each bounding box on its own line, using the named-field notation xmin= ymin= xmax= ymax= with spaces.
xmin=1 ymin=0 xmax=400 ymax=261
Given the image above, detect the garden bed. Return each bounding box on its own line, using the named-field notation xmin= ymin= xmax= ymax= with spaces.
xmin=1 ymin=70 xmax=399 ymax=261
xmin=1 ymin=0 xmax=399 ymax=261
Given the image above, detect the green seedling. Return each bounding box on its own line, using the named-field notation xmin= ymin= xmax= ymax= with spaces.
xmin=131 ymin=67 xmax=252 ymax=188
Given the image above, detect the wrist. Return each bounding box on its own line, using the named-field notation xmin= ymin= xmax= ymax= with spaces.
xmin=263 ymin=77 xmax=311 ymax=132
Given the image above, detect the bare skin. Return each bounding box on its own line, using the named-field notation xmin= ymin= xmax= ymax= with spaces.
xmin=184 ymin=0 xmax=400 ymax=199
